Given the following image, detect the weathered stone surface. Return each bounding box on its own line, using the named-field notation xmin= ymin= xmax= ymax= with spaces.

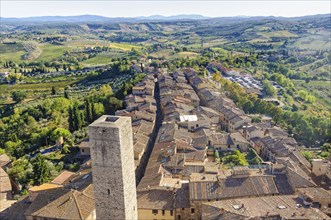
xmin=89 ymin=115 xmax=138 ymax=220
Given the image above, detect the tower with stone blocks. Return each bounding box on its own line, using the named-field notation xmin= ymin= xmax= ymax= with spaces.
xmin=89 ymin=115 xmax=137 ymax=220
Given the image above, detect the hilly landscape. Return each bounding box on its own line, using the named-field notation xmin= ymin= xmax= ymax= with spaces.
xmin=0 ymin=13 xmax=330 ymax=201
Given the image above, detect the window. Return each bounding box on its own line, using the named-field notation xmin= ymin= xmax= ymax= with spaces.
xmin=107 ymin=189 xmax=110 ymax=195
xmin=170 ymin=210 xmax=173 ymax=216
xmin=196 ymin=124 xmax=199 ymax=128
xmin=191 ymin=208 xmax=195 ymax=214
xmin=162 ymin=210 xmax=165 ymax=216
xmin=82 ymin=149 xmax=85 ymax=152
xmin=152 ymin=210 xmax=158 ymax=215
xmin=178 ymin=215 xmax=181 ymax=220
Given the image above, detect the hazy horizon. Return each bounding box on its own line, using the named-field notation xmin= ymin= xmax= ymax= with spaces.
xmin=1 ymin=1 xmax=330 ymax=18
xmin=1 ymin=13 xmax=331 ymax=19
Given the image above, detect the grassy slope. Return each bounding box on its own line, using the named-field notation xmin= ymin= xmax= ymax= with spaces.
xmin=0 ymin=43 xmax=26 ymax=62
xmin=36 ymin=44 xmax=69 ymax=61
xmin=293 ymin=80 xmax=331 ymax=110
xmin=80 ymin=54 xmax=112 ymax=66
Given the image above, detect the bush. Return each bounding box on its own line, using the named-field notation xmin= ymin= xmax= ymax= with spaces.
xmin=302 ymin=151 xmax=314 ymax=161
xmin=68 ymin=163 xmax=80 ymax=172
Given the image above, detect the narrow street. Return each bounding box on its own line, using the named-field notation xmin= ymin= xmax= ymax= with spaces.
xmin=135 ymin=79 xmax=163 ymax=184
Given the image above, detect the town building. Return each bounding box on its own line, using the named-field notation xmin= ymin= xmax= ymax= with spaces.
xmin=89 ymin=116 xmax=138 ymax=220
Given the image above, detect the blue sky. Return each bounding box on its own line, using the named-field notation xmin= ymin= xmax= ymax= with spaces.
xmin=1 ymin=1 xmax=330 ymax=18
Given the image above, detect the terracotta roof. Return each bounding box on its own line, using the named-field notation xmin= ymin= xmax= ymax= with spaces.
xmin=2 ymin=196 xmax=31 ymax=220
xmin=29 ymin=183 xmax=63 ymax=192
xmin=157 ymin=123 xmax=176 ymax=143
xmin=175 ymin=139 xmax=197 ymax=152
xmin=230 ymin=132 xmax=249 ymax=144
xmin=265 ymin=127 xmax=288 ymax=137
xmin=274 ymin=174 xmax=294 ymax=195
xmin=297 ymin=187 xmax=331 ymax=204
xmin=189 ymin=175 xmax=279 ymax=201
xmin=51 ymin=170 xmax=76 ymax=185
xmin=137 ymin=141 xmax=176 ymax=190
xmin=25 ymin=184 xmax=95 ymax=219
xmin=178 ymin=150 xmax=206 ymax=162
xmin=201 ymin=195 xmax=330 ymax=220
xmin=286 ymin=166 xmax=316 ymax=189
xmin=211 ymin=133 xmax=232 ymax=146
xmin=137 ymin=189 xmax=175 ymax=210
xmin=192 ymin=135 xmax=209 ymax=148
xmin=0 ymin=167 xmax=11 ymax=192
xmin=0 ymin=154 xmax=11 ymax=168
xmin=175 ymin=183 xmax=190 ymax=208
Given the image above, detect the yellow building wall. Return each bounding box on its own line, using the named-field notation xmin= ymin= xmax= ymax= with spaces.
xmin=138 ymin=209 xmax=175 ymax=220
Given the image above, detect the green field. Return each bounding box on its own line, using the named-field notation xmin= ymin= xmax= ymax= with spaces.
xmin=36 ymin=44 xmax=70 ymax=61
xmin=81 ymin=54 xmax=112 ymax=66
xmin=258 ymin=30 xmax=297 ymax=38
xmin=0 ymin=43 xmax=26 ymax=62
xmin=64 ymin=39 xmax=110 ymax=48
xmin=292 ymin=38 xmax=329 ymax=50
xmin=171 ymin=51 xmax=199 ymax=59
xmin=109 ymin=42 xmax=140 ymax=51
xmin=1 ymin=80 xmax=78 ymax=93
xmin=0 ymin=43 xmax=70 ymax=62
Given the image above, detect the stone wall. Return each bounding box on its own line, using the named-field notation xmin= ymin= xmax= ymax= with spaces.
xmin=89 ymin=116 xmax=137 ymax=220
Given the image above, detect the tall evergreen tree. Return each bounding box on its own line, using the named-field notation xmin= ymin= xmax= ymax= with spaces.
xmin=68 ymin=106 xmax=75 ymax=132
xmin=51 ymin=86 xmax=56 ymax=95
xmin=85 ymin=99 xmax=92 ymax=123
xmin=91 ymin=102 xmax=97 ymax=121
xmin=73 ymin=105 xmax=82 ymax=130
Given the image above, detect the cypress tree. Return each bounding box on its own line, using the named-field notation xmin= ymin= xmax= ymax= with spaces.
xmin=68 ymin=106 xmax=75 ymax=132
xmin=74 ymin=105 xmax=82 ymax=130
xmin=91 ymin=102 xmax=96 ymax=121
xmin=51 ymin=86 xmax=56 ymax=95
xmin=85 ymin=99 xmax=93 ymax=123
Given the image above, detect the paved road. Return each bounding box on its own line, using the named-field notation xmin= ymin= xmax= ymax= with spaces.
xmin=29 ymin=145 xmax=61 ymax=158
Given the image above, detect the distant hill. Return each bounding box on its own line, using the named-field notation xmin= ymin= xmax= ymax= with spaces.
xmin=2 ymin=13 xmax=329 ymax=25
xmin=1 ymin=14 xmax=210 ymax=24
xmin=136 ymin=14 xmax=209 ymax=20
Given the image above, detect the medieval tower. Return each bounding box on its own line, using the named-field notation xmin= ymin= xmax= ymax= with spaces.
xmin=89 ymin=115 xmax=137 ymax=220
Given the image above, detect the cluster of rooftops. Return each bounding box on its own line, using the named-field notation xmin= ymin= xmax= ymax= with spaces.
xmin=134 ymin=68 xmax=331 ymax=219
xmin=2 ymin=66 xmax=330 ymax=220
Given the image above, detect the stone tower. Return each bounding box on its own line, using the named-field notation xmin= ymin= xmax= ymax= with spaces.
xmin=89 ymin=115 xmax=137 ymax=220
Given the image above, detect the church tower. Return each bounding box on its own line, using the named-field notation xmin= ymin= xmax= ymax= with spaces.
xmin=89 ymin=115 xmax=137 ymax=220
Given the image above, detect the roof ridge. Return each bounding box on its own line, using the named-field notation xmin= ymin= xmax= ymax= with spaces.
xmin=73 ymin=190 xmax=84 ymax=220
xmin=31 ymin=189 xmax=71 ymax=217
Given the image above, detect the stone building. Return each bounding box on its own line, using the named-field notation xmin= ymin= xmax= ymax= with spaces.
xmin=89 ymin=115 xmax=138 ymax=220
